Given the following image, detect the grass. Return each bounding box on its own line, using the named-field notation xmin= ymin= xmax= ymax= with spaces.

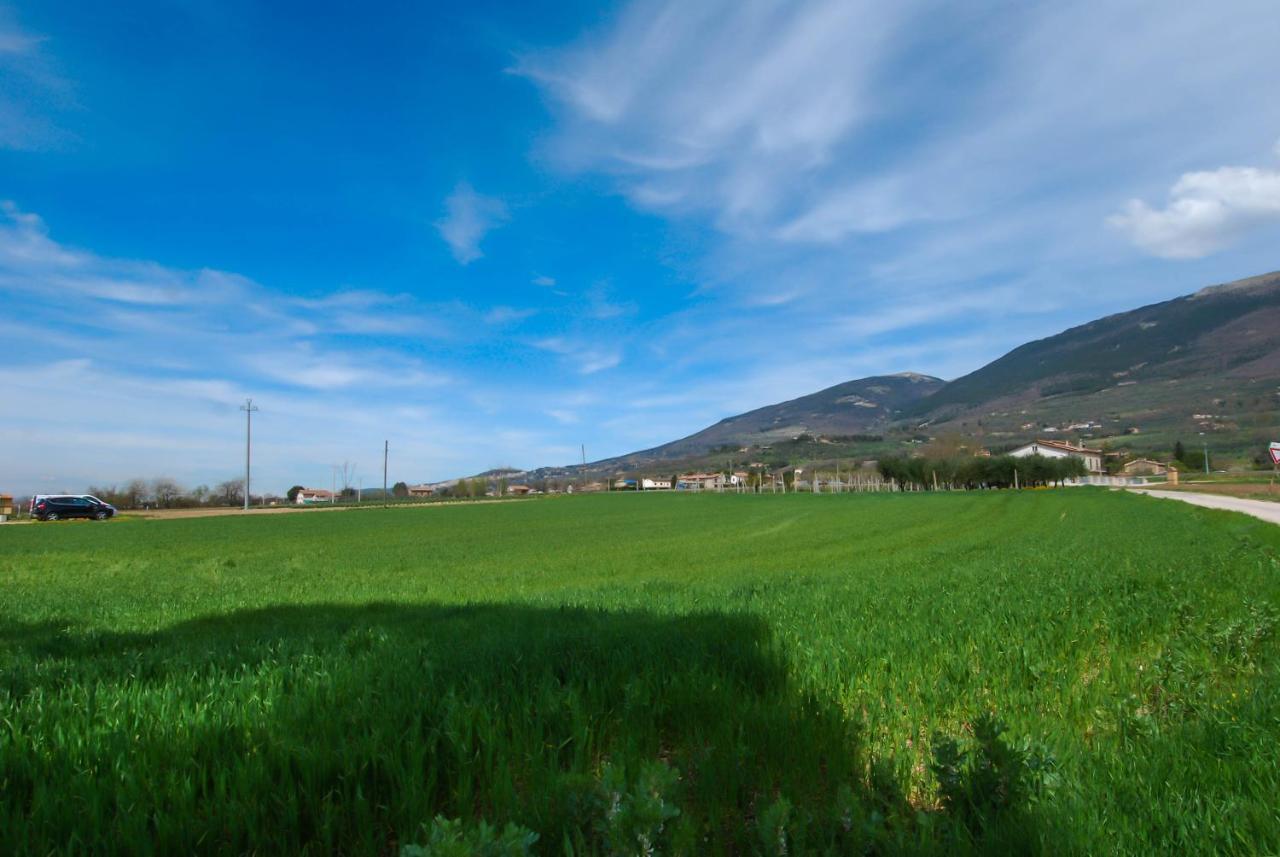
xmin=2 ymin=490 xmax=1279 ymax=854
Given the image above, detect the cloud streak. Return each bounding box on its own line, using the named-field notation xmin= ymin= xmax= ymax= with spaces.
xmin=435 ymin=182 xmax=508 ymax=264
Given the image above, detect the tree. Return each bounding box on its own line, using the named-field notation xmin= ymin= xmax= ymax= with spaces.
xmin=215 ymin=479 xmax=245 ymax=506
xmin=1173 ymin=440 xmax=1188 ymax=466
xmin=287 ymin=485 xmax=304 ymax=503
xmin=392 ymin=481 xmax=409 ymax=498
xmin=124 ymin=478 xmax=150 ymax=509
xmin=151 ymin=477 xmax=183 ymax=508
xmin=337 ymin=461 xmax=356 ymax=493
xmin=87 ymin=484 xmax=125 ymax=507
xmin=190 ymin=485 xmax=210 ymax=505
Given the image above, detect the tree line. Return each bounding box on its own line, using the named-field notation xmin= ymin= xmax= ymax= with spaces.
xmin=877 ymin=454 xmax=1087 ymax=490
xmin=85 ymin=478 xmax=252 ymax=509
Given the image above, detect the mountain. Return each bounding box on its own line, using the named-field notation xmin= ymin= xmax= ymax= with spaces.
xmin=512 ymin=270 xmax=1280 ymax=481
xmin=585 ymin=373 xmax=945 ymax=468
xmin=911 ymin=271 xmax=1280 ymax=419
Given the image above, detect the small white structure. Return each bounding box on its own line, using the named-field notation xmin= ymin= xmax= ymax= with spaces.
xmin=295 ymin=487 xmax=336 ymax=504
xmin=1008 ymin=439 xmax=1104 ymax=474
xmin=641 ymin=478 xmax=672 ymax=490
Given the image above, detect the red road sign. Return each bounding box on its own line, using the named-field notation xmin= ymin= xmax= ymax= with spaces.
xmin=1270 ymin=442 xmax=1280 ymax=465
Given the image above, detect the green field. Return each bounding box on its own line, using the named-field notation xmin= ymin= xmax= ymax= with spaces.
xmin=3 ymin=492 xmax=1279 ymax=854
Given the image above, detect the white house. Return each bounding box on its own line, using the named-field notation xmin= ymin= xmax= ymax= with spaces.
xmin=1008 ymin=439 xmax=1104 ymax=474
xmin=641 ymin=478 xmax=672 ymax=490
xmin=676 ymin=472 xmax=747 ymax=491
xmin=295 ymin=487 xmax=336 ymax=504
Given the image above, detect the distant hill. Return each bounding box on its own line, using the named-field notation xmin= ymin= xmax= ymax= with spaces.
xmin=592 ymin=373 xmax=945 ymax=467
xmin=911 ymin=271 xmax=1280 ymax=419
xmin=502 ymin=270 xmax=1280 ymax=482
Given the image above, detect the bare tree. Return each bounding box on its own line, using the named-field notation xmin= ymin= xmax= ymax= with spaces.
xmin=215 ymin=479 xmax=245 ymax=507
xmin=151 ymin=477 xmax=184 ymax=508
xmin=338 ymin=461 xmax=356 ymax=492
xmin=124 ymin=478 xmax=150 ymax=509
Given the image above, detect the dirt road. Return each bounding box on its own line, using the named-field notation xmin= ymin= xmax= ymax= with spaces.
xmin=1129 ymin=488 xmax=1280 ymax=526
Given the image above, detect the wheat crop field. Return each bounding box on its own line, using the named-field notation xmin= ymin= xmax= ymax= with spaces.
xmin=2 ymin=491 xmax=1279 ymax=855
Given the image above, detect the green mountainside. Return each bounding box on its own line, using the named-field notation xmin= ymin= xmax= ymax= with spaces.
xmin=514 ymin=271 xmax=1280 ymax=481
xmin=594 ymin=373 xmax=945 ymax=467
xmin=914 ymin=271 xmax=1280 ymax=416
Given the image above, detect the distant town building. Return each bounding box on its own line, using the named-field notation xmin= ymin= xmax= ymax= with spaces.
xmin=1120 ymin=458 xmax=1169 ymax=476
xmin=407 ymin=484 xmax=435 ymax=497
xmin=295 ymin=488 xmax=336 ymax=504
xmin=1007 ymin=439 xmax=1105 ymax=474
xmin=676 ymin=472 xmax=744 ymax=490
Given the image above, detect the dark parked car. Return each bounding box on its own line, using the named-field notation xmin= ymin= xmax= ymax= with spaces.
xmin=30 ymin=495 xmax=116 ymax=521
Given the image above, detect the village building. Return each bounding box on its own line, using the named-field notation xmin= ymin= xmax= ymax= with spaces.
xmin=676 ymin=472 xmax=745 ymax=491
xmin=407 ymin=484 xmax=435 ymax=497
xmin=506 ymin=484 xmax=535 ymax=495
xmin=641 ymin=478 xmax=672 ymax=490
xmin=1007 ymin=439 xmax=1105 ymax=474
xmin=1121 ymin=458 xmax=1169 ymax=476
xmin=294 ymin=488 xmax=336 ymax=504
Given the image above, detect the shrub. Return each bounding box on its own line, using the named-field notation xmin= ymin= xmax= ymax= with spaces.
xmin=930 ymin=714 xmax=1060 ymax=836
xmin=400 ymin=816 xmax=537 ymax=857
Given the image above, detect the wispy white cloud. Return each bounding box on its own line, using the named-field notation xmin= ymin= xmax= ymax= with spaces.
xmin=0 ymin=9 xmax=75 ymax=150
xmin=532 ymin=274 xmax=556 ymax=287
xmin=435 ymin=182 xmax=508 ymax=264
xmin=582 ymin=281 xmax=635 ymax=320
xmin=544 ymin=408 xmax=579 ymax=424
xmin=519 ymin=0 xmax=910 ymax=231
xmin=484 ymin=305 xmax=537 ymax=325
xmin=532 ymin=336 xmax=622 ymax=374
xmin=1108 ymin=157 xmax=1280 ymax=259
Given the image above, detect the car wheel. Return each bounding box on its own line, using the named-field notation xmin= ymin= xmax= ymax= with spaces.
xmin=95 ymin=510 xmax=109 ymax=520
xmin=45 ymin=512 xmax=60 ymax=521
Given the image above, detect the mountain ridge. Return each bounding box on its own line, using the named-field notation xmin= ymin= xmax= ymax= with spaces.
xmin=509 ymin=270 xmax=1280 ymax=480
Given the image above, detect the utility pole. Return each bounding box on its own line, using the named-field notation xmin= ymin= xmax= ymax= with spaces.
xmin=1202 ymin=440 xmax=1209 ymax=475
xmin=240 ymin=398 xmax=258 ymax=511
xmin=383 ymin=440 xmax=388 ymax=508
xmin=331 ymin=466 xmax=336 ymax=504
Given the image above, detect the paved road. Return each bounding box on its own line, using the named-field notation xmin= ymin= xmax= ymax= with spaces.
xmin=1128 ymin=488 xmax=1280 ymax=525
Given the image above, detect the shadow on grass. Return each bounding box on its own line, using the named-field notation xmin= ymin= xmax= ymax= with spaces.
xmin=0 ymin=604 xmax=1048 ymax=855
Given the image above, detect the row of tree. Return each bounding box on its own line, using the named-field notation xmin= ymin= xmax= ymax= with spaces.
xmin=877 ymin=454 xmax=1087 ymax=490
xmin=86 ymin=478 xmax=250 ymax=509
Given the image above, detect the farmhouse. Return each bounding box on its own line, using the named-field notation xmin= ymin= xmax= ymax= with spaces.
xmin=1008 ymin=439 xmax=1105 ymax=474
xmin=1121 ymin=458 xmax=1169 ymax=476
xmin=676 ymin=472 xmax=723 ymax=490
xmin=294 ymin=488 xmax=335 ymax=504
xmin=676 ymin=472 xmax=745 ymax=491
xmin=407 ymin=484 xmax=435 ymax=497
xmin=506 ymin=484 xmax=534 ymax=495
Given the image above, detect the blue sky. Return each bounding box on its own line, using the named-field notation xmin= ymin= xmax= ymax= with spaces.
xmin=3 ymin=0 xmax=1280 ymax=495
